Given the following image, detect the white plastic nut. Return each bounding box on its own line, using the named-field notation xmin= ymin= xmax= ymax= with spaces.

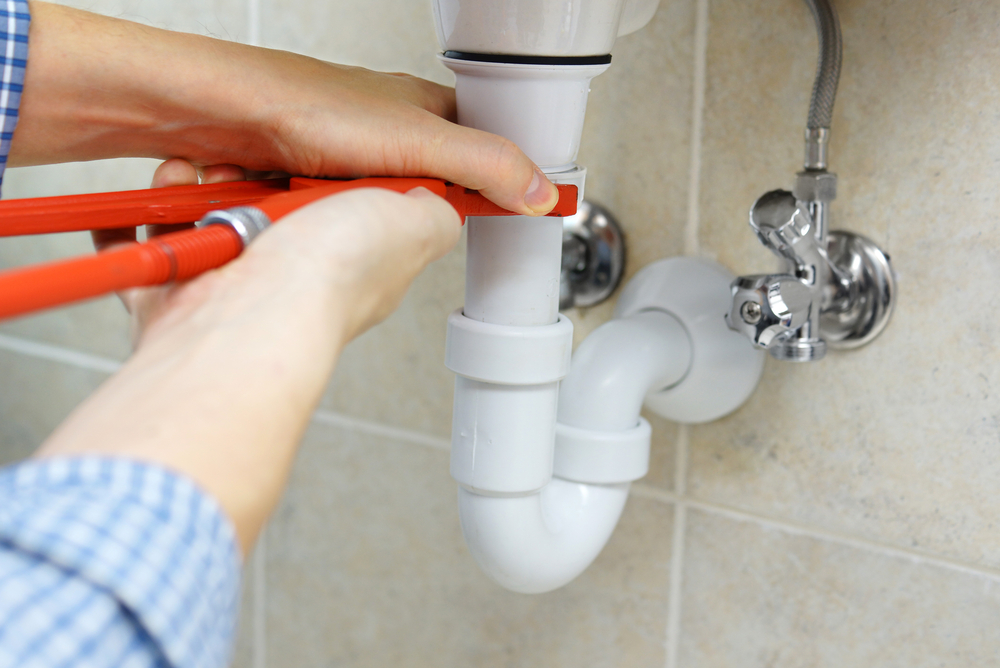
xmin=553 ymin=418 xmax=652 ymax=485
xmin=445 ymin=309 xmax=574 ymax=385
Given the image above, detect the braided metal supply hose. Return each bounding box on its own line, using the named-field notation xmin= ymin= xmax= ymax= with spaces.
xmin=802 ymin=0 xmax=842 ymax=169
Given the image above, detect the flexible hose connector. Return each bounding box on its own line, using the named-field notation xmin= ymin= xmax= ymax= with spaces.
xmin=804 ymin=0 xmax=842 ymax=131
xmin=802 ymin=0 xmax=842 ymax=170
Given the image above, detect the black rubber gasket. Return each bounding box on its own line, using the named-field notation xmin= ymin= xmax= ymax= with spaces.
xmin=443 ymin=51 xmax=612 ymax=66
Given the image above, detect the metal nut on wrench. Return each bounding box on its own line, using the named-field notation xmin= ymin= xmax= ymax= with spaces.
xmin=198 ymin=206 xmax=273 ymax=247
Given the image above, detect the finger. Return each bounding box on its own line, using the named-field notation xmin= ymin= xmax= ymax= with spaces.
xmin=91 ymin=227 xmax=137 ymax=252
xmin=151 ymin=158 xmax=200 ymax=189
xmin=405 ymin=186 xmax=463 ymax=263
xmin=147 ymin=163 xmax=246 ymax=239
xmin=341 ymin=66 xmax=456 ymax=121
xmin=387 ymin=74 xmax=456 ymax=121
xmin=144 ymin=159 xmax=202 ymax=239
xmin=202 ymin=164 xmax=247 ymax=184
xmin=407 ymin=117 xmax=560 ymax=216
xmin=146 ymin=222 xmax=197 ymax=238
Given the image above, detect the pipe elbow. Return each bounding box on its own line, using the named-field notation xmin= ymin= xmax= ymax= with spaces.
xmin=451 ymin=311 xmax=690 ymax=593
xmin=458 ymin=479 xmax=630 ymax=594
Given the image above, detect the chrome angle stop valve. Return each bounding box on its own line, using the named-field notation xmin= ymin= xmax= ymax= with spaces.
xmin=723 ymin=0 xmax=897 ymax=361
xmin=726 ymin=173 xmax=896 ymax=362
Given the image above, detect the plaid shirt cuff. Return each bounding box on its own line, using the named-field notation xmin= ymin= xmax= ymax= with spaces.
xmin=0 ymin=1 xmax=29 ymax=192
xmin=0 ymin=458 xmax=242 ymax=668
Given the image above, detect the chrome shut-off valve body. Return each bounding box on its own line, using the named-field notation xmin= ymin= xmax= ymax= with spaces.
xmin=726 ymin=171 xmax=896 ymax=362
xmin=725 ymin=0 xmax=897 ymax=362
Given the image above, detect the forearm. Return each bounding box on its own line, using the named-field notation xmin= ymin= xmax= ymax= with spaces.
xmin=10 ymin=2 xmax=559 ymax=215
xmin=36 ymin=259 xmax=347 ymax=554
xmin=12 ymin=1 xmax=278 ymax=168
xmin=33 ymin=185 xmax=460 ymax=554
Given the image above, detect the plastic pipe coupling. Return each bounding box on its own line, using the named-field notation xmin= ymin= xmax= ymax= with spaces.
xmin=445 ymin=310 xmax=574 ymax=494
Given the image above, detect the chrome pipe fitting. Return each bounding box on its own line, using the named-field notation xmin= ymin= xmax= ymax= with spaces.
xmin=804 ymin=128 xmax=831 ymax=171
xmin=197 ymin=206 xmax=272 ymax=248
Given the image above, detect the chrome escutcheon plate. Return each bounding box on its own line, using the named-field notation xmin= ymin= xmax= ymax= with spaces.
xmin=821 ymin=230 xmax=896 ymax=349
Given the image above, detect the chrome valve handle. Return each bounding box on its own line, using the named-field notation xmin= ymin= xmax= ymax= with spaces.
xmin=749 ymin=189 xmax=821 ymax=268
xmin=727 ymin=273 xmax=814 ymax=349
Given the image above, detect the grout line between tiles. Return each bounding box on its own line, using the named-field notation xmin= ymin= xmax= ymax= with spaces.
xmin=8 ymin=335 xmax=1000 ymax=586
xmin=252 ymin=526 xmax=267 ymax=668
xmin=683 ymin=497 xmax=1000 ymax=583
xmin=631 ymin=484 xmax=1000 ymax=584
xmin=0 ymin=333 xmax=452 ymax=452
xmin=664 ymin=425 xmax=690 ymax=668
xmin=311 ymin=409 xmax=451 ymax=451
xmin=0 ymin=333 xmax=123 ymax=375
xmin=683 ymin=0 xmax=710 ymax=257
xmin=667 ymin=0 xmax=710 ymax=659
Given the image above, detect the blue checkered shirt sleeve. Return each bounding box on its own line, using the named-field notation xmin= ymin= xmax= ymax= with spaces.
xmin=0 ymin=0 xmax=28 ymax=191
xmin=0 ymin=458 xmax=242 ymax=668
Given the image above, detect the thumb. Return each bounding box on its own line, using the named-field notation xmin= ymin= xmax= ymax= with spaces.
xmin=415 ymin=119 xmax=560 ymax=217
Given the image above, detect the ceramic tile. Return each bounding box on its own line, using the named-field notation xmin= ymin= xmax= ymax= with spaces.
xmin=0 ymin=161 xmax=166 ymax=359
xmin=697 ymin=0 xmax=815 ymax=276
xmin=574 ymin=0 xmax=696 ymax=336
xmin=0 ymin=230 xmax=133 ymax=360
xmin=265 ymin=419 xmax=673 ymax=668
xmin=692 ymin=0 xmax=1000 ymax=568
xmin=678 ymin=510 xmax=1000 ymax=668
xmin=0 ymin=348 xmax=109 ymax=465
xmin=230 ymin=556 xmax=257 ymax=668
xmin=259 ymin=0 xmax=452 ymax=85
xmin=50 ymin=0 xmax=248 ymax=40
xmin=3 ymin=160 xmax=162 ymax=200
xmin=641 ymin=410 xmax=679 ymax=492
xmin=317 ymin=231 xmax=466 ymax=438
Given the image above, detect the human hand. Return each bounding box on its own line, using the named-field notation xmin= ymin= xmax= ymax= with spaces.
xmin=14 ymin=3 xmax=559 ymax=216
xmin=251 ymin=60 xmax=559 ymax=216
xmin=127 ymin=163 xmax=463 ymax=355
xmin=53 ymin=159 xmax=462 ymax=553
xmin=93 ymin=158 xmax=461 ymax=350
xmin=91 ymin=159 xmax=251 ymax=347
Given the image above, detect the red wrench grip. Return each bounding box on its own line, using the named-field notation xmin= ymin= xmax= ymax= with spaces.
xmin=0 ymin=225 xmax=244 ymax=320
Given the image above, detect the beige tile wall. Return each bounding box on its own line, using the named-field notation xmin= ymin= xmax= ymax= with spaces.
xmin=0 ymin=0 xmax=996 ymax=666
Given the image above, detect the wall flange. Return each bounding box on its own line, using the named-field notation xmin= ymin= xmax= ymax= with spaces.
xmin=560 ymin=200 xmax=626 ymax=310
xmin=822 ymin=230 xmax=895 ymax=349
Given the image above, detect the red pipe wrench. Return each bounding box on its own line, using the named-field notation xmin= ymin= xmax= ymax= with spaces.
xmin=0 ymin=177 xmax=578 ymax=321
